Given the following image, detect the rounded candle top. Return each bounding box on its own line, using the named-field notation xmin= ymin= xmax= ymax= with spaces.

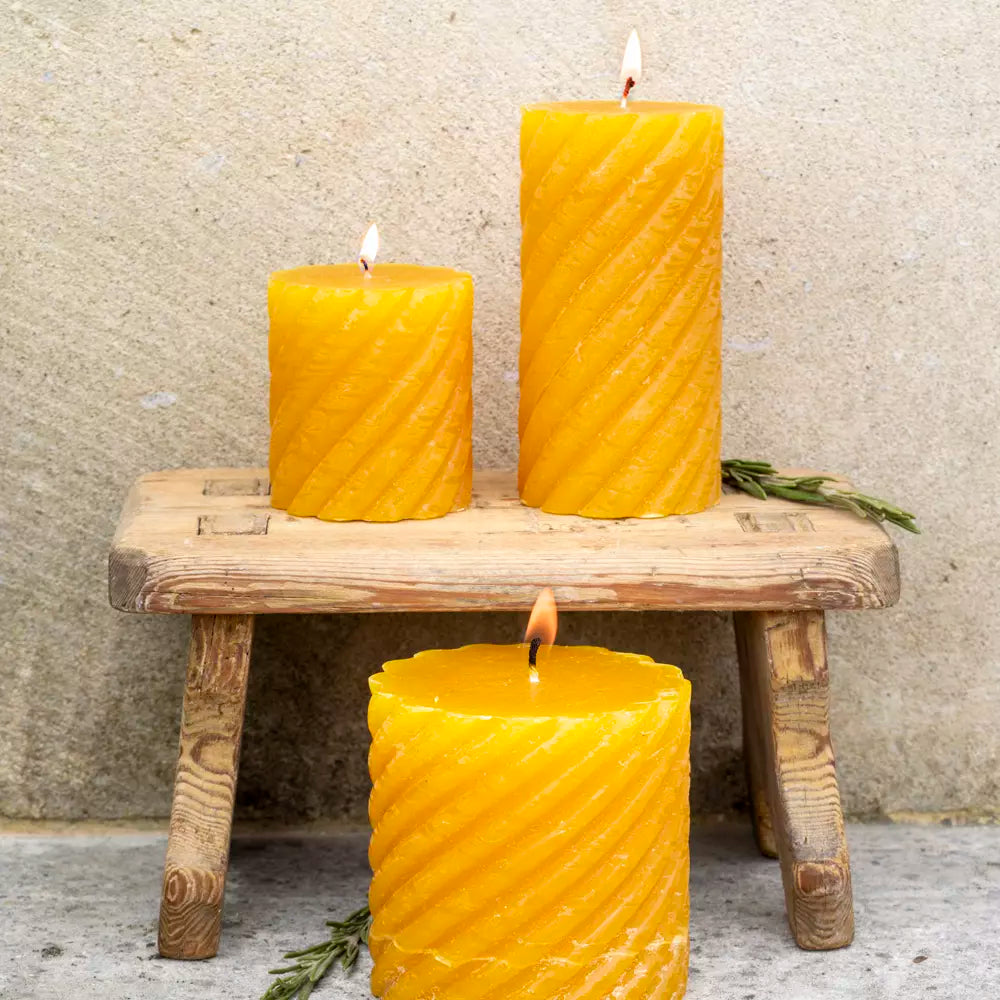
xmin=523 ymin=100 xmax=722 ymax=117
xmin=370 ymin=643 xmax=688 ymax=719
xmin=270 ymin=263 xmax=471 ymax=293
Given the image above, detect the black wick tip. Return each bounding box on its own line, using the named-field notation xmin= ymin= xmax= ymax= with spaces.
xmin=528 ymin=636 xmax=542 ymax=667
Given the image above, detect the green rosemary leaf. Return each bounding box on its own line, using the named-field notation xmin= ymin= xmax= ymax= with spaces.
xmin=261 ymin=906 xmax=373 ymax=1000
xmin=721 ymin=459 xmax=919 ymax=534
xmin=764 ymin=485 xmax=827 ymax=503
xmin=739 ymin=477 xmax=769 ymax=501
xmin=853 ymin=494 xmax=917 ymax=519
xmin=284 ymin=944 xmax=330 ymax=958
xmin=829 ymin=494 xmax=869 ymax=519
xmin=790 ymin=476 xmax=837 ymax=490
xmin=724 ymin=459 xmax=775 ymax=473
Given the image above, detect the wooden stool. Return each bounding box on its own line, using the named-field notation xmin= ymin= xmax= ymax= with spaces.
xmin=109 ymin=468 xmax=899 ymax=960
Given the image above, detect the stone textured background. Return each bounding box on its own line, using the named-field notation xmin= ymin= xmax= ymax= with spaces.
xmin=2 ymin=1 xmax=998 ymax=823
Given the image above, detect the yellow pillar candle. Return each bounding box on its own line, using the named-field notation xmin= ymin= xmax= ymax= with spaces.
xmin=269 ymin=231 xmax=474 ymax=522
xmin=518 ymin=41 xmax=723 ymax=519
xmin=368 ymin=644 xmax=691 ymax=1000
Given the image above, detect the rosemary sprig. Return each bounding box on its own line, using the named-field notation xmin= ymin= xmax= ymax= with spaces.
xmin=721 ymin=459 xmax=919 ymax=533
xmin=261 ymin=905 xmax=372 ymax=1000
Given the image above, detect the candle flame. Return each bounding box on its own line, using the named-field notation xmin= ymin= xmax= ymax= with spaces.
xmin=358 ymin=222 xmax=379 ymax=274
xmin=525 ymin=587 xmax=558 ymax=647
xmin=619 ymin=29 xmax=642 ymax=108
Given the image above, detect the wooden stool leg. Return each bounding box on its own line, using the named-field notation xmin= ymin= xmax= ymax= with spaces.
xmin=733 ymin=610 xmax=854 ymax=950
xmin=735 ymin=615 xmax=778 ymax=858
xmin=158 ymin=614 xmax=254 ymax=959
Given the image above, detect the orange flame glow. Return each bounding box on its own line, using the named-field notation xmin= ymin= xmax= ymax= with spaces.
xmin=524 ymin=587 xmax=558 ymax=646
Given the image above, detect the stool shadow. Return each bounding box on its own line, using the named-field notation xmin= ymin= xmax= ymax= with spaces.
xmin=689 ymin=822 xmax=793 ymax=952
xmin=237 ymin=610 xmax=746 ymax=823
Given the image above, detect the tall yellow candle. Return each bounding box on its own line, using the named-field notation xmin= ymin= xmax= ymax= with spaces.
xmin=368 ymin=640 xmax=691 ymax=999
xmin=269 ymin=229 xmax=473 ymax=522
xmin=519 ymin=38 xmax=723 ymax=519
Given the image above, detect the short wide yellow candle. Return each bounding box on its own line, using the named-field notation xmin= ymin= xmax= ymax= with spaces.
xmin=368 ymin=644 xmax=691 ymax=1000
xmin=519 ymin=100 xmax=723 ymax=518
xmin=269 ymin=262 xmax=473 ymax=522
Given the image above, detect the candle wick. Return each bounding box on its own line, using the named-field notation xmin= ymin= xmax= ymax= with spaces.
xmin=359 ymin=257 xmax=372 ymax=278
xmin=620 ymin=76 xmax=636 ymax=109
xmin=528 ymin=636 xmax=542 ymax=667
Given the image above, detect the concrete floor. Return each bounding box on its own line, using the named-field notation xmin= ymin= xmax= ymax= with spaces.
xmin=1 ymin=823 xmax=997 ymax=1000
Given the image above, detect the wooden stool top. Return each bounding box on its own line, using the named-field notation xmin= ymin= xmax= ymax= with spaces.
xmin=109 ymin=468 xmax=899 ymax=615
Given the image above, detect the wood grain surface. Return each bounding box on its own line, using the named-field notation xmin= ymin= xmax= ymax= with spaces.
xmin=109 ymin=468 xmax=899 ymax=614
xmin=158 ymin=614 xmax=254 ymax=960
xmin=734 ymin=610 xmax=854 ymax=950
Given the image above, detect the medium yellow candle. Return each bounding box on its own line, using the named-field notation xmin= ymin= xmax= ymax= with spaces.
xmin=519 ymin=36 xmax=723 ymax=519
xmin=367 ymin=642 xmax=691 ymax=999
xmin=269 ymin=228 xmax=473 ymax=522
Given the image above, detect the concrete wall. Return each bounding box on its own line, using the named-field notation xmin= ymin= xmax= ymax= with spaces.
xmin=2 ymin=1 xmax=998 ymax=823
